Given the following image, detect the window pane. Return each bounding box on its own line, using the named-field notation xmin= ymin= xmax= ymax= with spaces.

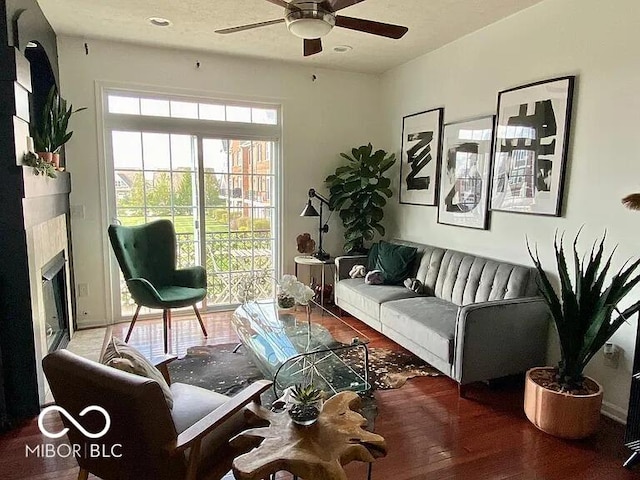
xmin=226 ymin=106 xmax=251 ymax=123
xmin=203 ymin=138 xmax=228 ymax=172
xmin=170 ymin=101 xmax=198 ymax=119
xmin=199 ymin=104 xmax=225 ymax=121
xmin=252 ymin=107 xmax=277 ymax=125
xmin=115 ymin=171 xmax=144 ymax=207
xmin=108 ymin=95 xmax=140 ymax=115
xmin=112 ymin=131 xmax=142 ymax=169
xmin=203 ymin=173 xmax=225 ymax=207
xmin=140 ymin=98 xmax=170 ymax=117
xmin=171 ymin=134 xmax=195 ymax=171
xmin=172 ymin=172 xmax=196 ymax=206
xmin=142 ymin=132 xmax=171 ymax=170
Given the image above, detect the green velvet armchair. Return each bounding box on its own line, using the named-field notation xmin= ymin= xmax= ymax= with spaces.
xmin=108 ymin=220 xmax=208 ymax=352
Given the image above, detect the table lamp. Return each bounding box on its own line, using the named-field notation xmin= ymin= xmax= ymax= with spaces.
xmin=300 ymin=188 xmax=331 ymax=261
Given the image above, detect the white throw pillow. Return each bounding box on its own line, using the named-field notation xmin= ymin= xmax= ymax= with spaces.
xmin=101 ymin=336 xmax=174 ymax=409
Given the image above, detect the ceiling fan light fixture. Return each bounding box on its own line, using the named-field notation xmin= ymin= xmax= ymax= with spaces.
xmin=286 ymin=6 xmax=335 ymax=39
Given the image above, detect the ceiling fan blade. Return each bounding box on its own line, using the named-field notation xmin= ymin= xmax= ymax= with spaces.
xmin=327 ymin=0 xmax=366 ymax=12
xmin=335 ymin=15 xmax=408 ymax=39
xmin=264 ymin=0 xmax=293 ymax=8
xmin=215 ymin=18 xmax=285 ymax=34
xmin=304 ymin=38 xmax=323 ymax=57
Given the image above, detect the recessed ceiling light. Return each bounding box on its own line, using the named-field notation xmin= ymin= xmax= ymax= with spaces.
xmin=26 ymin=41 xmax=38 ymax=48
xmin=148 ymin=17 xmax=172 ymax=27
xmin=333 ymin=45 xmax=353 ymax=53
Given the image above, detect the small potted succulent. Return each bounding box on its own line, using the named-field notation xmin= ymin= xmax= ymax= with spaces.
xmin=288 ymin=383 xmax=323 ymax=426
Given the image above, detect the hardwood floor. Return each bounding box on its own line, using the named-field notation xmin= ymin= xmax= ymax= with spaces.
xmin=0 ymin=309 xmax=636 ymax=479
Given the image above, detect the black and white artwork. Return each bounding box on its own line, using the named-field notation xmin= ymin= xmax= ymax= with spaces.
xmin=399 ymin=108 xmax=444 ymax=206
xmin=490 ymin=76 xmax=575 ymax=216
xmin=437 ymin=116 xmax=494 ymax=229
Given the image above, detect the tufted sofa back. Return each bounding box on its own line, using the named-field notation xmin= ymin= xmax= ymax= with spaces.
xmin=391 ymin=239 xmax=539 ymax=306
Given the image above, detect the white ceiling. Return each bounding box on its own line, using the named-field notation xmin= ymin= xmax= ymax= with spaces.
xmin=37 ymin=0 xmax=544 ymax=74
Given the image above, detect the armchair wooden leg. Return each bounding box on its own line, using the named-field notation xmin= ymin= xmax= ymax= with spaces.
xmin=193 ymin=305 xmax=208 ymax=337
xmin=185 ymin=438 xmax=202 ymax=480
xmin=167 ymin=309 xmax=172 ymax=329
xmin=163 ymin=309 xmax=169 ymax=353
xmin=77 ymin=468 xmax=89 ymax=480
xmin=125 ymin=305 xmax=141 ymax=342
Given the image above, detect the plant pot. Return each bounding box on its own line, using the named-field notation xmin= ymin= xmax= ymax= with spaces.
xmin=52 ymin=153 xmax=60 ymax=169
xmin=288 ymin=401 xmax=321 ymax=426
xmin=277 ymin=294 xmax=295 ymax=310
xmin=37 ymin=151 xmax=53 ymax=164
xmin=524 ymin=367 xmax=603 ymax=439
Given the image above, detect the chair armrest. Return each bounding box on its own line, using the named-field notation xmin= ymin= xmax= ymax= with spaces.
xmin=171 ymin=379 xmax=272 ymax=453
xmin=453 ymin=297 xmax=550 ymax=384
xmin=335 ymin=255 xmax=368 ymax=282
xmin=152 ymin=354 xmax=178 ymax=385
xmin=173 ymin=266 xmax=207 ymax=288
xmin=127 ymin=278 xmax=163 ymax=306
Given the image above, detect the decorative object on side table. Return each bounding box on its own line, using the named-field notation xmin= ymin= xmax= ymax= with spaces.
xmin=399 ymin=108 xmax=444 ymax=206
xmin=296 ymin=232 xmax=316 ymax=254
xmin=277 ymin=274 xmax=314 ymax=309
xmin=33 ymin=85 xmax=86 ymax=169
xmin=300 ymin=188 xmax=331 ymax=260
xmin=437 ymin=116 xmax=494 ymax=229
xmin=490 ymin=76 xmax=575 ymax=216
xmin=325 ymin=143 xmax=396 ymax=254
xmin=525 ymin=231 xmax=640 ymax=439
xmin=287 ymin=383 xmax=323 ymax=426
xmin=230 ymin=391 xmax=386 ymax=480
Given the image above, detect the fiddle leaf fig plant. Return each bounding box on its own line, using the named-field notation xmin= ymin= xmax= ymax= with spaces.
xmin=325 ymin=144 xmax=395 ymax=254
xmin=528 ymin=232 xmax=640 ymax=390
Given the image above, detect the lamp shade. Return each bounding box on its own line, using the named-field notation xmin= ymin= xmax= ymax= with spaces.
xmin=300 ymin=200 xmax=319 ymax=217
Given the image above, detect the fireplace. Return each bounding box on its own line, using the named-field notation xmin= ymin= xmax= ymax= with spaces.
xmin=41 ymin=253 xmax=70 ymax=353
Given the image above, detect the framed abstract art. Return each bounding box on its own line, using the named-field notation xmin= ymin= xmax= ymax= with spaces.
xmin=437 ymin=116 xmax=495 ymax=230
xmin=490 ymin=76 xmax=575 ymax=216
xmin=399 ymin=108 xmax=444 ymax=206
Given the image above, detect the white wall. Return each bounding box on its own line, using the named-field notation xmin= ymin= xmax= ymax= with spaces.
xmin=381 ymin=0 xmax=640 ymax=421
xmin=57 ymin=37 xmax=383 ymax=328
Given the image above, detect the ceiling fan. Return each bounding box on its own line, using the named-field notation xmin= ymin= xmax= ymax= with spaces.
xmin=215 ymin=0 xmax=409 ymax=57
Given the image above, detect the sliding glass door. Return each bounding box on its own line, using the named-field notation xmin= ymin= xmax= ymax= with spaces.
xmin=104 ymin=89 xmax=280 ymax=319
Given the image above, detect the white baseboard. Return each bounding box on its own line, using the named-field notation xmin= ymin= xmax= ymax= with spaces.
xmin=602 ymin=400 xmax=627 ymax=425
xmin=76 ymin=317 xmax=109 ymax=329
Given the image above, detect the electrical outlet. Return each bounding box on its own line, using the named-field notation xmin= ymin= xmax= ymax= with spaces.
xmin=77 ymin=283 xmax=89 ymax=297
xmin=603 ymin=342 xmax=620 ymax=368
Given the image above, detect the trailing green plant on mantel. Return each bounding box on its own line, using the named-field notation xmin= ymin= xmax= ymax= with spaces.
xmin=325 ymin=144 xmax=395 ymax=254
xmin=23 ymin=152 xmax=57 ymax=178
xmin=528 ymin=231 xmax=640 ymax=390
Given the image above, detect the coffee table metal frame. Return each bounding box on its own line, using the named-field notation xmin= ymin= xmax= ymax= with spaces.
xmin=232 ymin=299 xmax=370 ymax=398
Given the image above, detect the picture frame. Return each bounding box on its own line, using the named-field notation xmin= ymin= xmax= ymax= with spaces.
xmin=490 ymin=76 xmax=575 ymax=216
xmin=399 ymin=107 xmax=444 ymax=206
xmin=437 ymin=115 xmax=495 ymax=230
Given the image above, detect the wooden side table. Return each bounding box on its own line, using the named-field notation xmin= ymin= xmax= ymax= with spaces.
xmin=230 ymin=391 xmax=386 ymax=480
xmin=294 ymin=255 xmax=334 ymax=307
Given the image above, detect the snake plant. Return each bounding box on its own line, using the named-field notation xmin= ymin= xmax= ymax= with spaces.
xmin=528 ymin=232 xmax=640 ymax=390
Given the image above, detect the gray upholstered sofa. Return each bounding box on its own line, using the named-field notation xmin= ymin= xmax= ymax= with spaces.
xmin=334 ymin=239 xmax=550 ymax=394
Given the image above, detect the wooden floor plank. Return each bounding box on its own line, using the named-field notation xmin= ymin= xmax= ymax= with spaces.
xmin=0 ymin=310 xmax=635 ymax=479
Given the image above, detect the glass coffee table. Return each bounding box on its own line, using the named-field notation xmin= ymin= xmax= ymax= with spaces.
xmin=232 ymin=299 xmax=370 ymax=397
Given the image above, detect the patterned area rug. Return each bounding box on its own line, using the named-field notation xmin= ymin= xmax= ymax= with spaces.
xmin=168 ymin=343 xmax=441 ymax=397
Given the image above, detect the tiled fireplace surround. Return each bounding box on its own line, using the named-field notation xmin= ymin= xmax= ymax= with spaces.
xmin=27 ymin=214 xmax=74 ymax=403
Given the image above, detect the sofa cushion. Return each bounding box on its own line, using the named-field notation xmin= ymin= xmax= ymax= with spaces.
xmin=380 ymin=297 xmax=459 ymax=362
xmin=336 ymin=278 xmax=422 ymax=320
xmin=372 ymin=241 xmax=418 ymax=285
xmin=101 ymin=336 xmax=174 ymax=409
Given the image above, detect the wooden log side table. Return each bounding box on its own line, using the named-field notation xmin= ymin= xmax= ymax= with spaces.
xmin=230 ymin=391 xmax=386 ymax=480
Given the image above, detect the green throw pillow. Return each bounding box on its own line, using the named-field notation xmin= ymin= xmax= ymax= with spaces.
xmin=374 ymin=241 xmax=417 ymax=285
xmin=367 ymin=243 xmax=379 ymax=271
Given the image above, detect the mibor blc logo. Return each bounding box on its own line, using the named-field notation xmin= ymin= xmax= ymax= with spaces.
xmin=26 ymin=405 xmax=122 ymax=459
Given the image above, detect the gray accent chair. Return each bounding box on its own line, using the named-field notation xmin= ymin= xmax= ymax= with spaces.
xmin=334 ymin=240 xmax=550 ymax=396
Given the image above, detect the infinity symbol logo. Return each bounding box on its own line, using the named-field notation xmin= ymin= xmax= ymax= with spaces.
xmin=38 ymin=405 xmax=111 ymax=439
